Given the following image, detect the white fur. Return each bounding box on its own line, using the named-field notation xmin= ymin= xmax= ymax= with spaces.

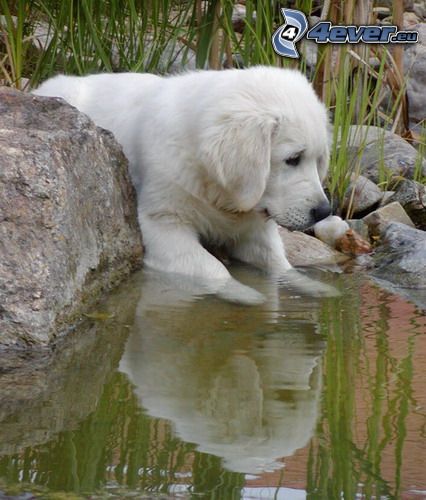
xmin=33 ymin=67 xmax=332 ymax=302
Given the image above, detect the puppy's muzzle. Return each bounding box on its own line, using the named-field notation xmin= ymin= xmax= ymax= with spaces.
xmin=311 ymin=201 xmax=332 ymax=223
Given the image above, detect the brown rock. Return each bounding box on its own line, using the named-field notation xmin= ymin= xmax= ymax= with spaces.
xmin=335 ymin=229 xmax=373 ymax=256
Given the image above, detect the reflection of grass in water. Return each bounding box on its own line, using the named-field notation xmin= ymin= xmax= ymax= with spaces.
xmin=307 ymin=286 xmax=421 ymax=499
xmin=306 ymin=293 xmax=360 ymax=499
xmin=192 ymin=452 xmax=245 ymax=499
xmin=0 ymin=371 xmax=244 ymax=498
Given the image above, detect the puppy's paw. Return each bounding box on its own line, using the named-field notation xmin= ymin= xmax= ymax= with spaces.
xmin=217 ymin=279 xmax=266 ymax=306
xmin=281 ymin=269 xmax=340 ymax=298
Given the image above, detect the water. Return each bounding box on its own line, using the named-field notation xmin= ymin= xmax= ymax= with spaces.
xmin=0 ymin=266 xmax=425 ymax=499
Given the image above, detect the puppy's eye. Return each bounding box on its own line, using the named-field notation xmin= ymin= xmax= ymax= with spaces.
xmin=285 ymin=154 xmax=301 ymax=167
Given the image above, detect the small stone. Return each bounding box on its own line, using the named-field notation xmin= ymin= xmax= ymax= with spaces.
xmin=280 ymin=228 xmax=350 ymax=267
xmin=414 ymin=3 xmax=426 ymax=19
xmin=363 ymin=202 xmax=415 ymax=238
xmin=232 ymin=4 xmax=255 ymax=33
xmin=313 ymin=215 xmax=350 ymax=247
xmin=380 ymin=15 xmax=394 ymax=25
xmin=373 ymin=6 xmax=391 ymax=19
xmin=368 ymin=57 xmax=382 ymax=68
xmin=342 ymin=174 xmax=383 ymax=216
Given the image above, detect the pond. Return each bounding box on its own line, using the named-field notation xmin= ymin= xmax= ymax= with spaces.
xmin=0 ymin=266 xmax=425 ymax=499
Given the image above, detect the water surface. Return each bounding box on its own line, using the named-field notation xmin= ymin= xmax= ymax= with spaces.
xmin=0 ymin=267 xmax=425 ymax=499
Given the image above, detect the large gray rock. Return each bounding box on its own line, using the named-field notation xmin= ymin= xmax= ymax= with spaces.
xmin=0 ymin=88 xmax=143 ymax=348
xmin=342 ymin=174 xmax=383 ymax=216
xmin=404 ymin=23 xmax=426 ymax=125
xmin=344 ymin=125 xmax=426 ymax=183
xmin=370 ymin=222 xmax=426 ymax=289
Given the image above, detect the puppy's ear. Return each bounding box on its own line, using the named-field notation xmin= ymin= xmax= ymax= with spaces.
xmin=201 ymin=115 xmax=278 ymax=212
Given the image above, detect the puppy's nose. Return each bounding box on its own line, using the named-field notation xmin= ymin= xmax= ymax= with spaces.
xmin=311 ymin=201 xmax=332 ymax=223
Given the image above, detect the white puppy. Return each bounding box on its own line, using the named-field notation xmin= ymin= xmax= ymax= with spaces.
xmin=34 ymin=67 xmax=332 ymax=303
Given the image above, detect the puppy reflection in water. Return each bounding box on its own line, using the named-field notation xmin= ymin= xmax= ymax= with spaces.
xmin=119 ymin=269 xmax=325 ymax=474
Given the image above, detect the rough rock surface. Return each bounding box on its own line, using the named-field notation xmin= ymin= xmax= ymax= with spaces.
xmin=280 ymin=228 xmax=350 ymax=267
xmin=370 ymin=222 xmax=426 ymax=289
xmin=380 ymin=190 xmax=396 ymax=206
xmin=404 ymin=23 xmax=426 ymax=125
xmin=344 ymin=125 xmax=426 ymax=183
xmin=0 ymin=88 xmax=143 ymax=348
xmin=413 ymin=3 xmax=426 ymax=20
xmin=342 ymin=174 xmax=383 ymax=216
xmin=363 ymin=202 xmax=415 ymax=237
xmin=387 ymin=179 xmax=426 ymax=229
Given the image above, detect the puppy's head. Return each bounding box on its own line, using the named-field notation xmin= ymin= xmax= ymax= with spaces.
xmin=200 ymin=67 xmax=331 ymax=231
